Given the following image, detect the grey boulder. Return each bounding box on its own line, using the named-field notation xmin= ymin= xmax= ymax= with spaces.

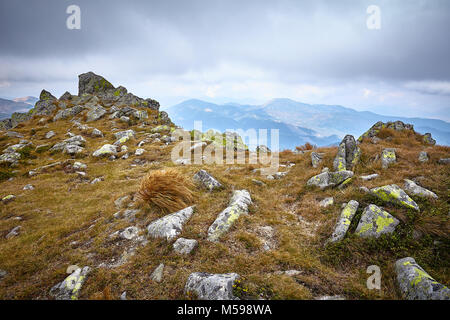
xmin=147 ymin=206 xmax=195 ymax=241
xmin=184 ymin=272 xmax=240 ymax=300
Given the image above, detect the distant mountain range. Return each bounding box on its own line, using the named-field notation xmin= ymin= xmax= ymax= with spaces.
xmin=165 ymin=98 xmax=450 ymax=149
xmin=0 ymin=96 xmax=37 ymax=119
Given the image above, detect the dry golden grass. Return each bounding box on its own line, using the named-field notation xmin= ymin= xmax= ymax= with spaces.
xmin=0 ymin=115 xmax=449 ymax=300
xmin=138 ymin=168 xmax=194 ymax=213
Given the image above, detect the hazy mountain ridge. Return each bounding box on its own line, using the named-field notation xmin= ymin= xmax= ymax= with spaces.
xmin=166 ymin=98 xmax=450 ymax=148
xmin=0 ymin=97 xmax=37 ymax=119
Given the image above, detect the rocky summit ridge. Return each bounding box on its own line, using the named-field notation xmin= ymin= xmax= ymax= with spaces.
xmin=0 ymin=72 xmax=449 ymax=301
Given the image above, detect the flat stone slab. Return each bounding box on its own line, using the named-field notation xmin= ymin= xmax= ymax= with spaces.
xmin=355 ymin=204 xmax=399 ymax=238
xmin=403 ymin=179 xmax=438 ymax=199
xmin=395 ymin=257 xmax=450 ymax=300
xmin=207 ymin=190 xmax=252 ymax=242
xmin=370 ymin=184 xmax=420 ymax=211
xmin=147 ymin=206 xmax=195 ymax=241
xmin=184 ymin=272 xmax=240 ymax=300
xmin=328 ymin=200 xmax=359 ymax=243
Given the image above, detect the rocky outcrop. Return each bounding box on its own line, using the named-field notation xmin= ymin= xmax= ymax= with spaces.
xmin=78 ymin=72 xmax=115 ymax=96
xmin=355 ymin=205 xmax=399 ymax=238
xmin=395 ymin=257 xmax=450 ymax=300
xmin=423 ymin=133 xmax=436 ymax=146
xmin=193 ymin=170 xmax=223 ymax=191
xmin=184 ymin=272 xmax=240 ymax=300
xmin=370 ymin=184 xmax=420 ymax=211
xmin=358 ymin=121 xmax=414 ymax=142
xmin=333 ymin=135 xmax=361 ymax=171
xmin=327 ymin=200 xmax=359 ymax=243
xmin=306 ymin=170 xmax=354 ymax=189
xmin=207 ymin=190 xmax=252 ymax=242
xmin=147 ymin=206 xmax=195 ymax=241
xmin=50 ymin=135 xmax=86 ymax=154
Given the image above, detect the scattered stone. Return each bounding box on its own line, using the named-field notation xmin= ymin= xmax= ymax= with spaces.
xmin=0 ymin=270 xmax=7 ymax=281
xmin=359 ymin=186 xmax=370 ymax=193
xmin=370 ymin=184 xmax=420 ymax=211
xmin=355 ymin=205 xmax=399 ymax=238
xmin=86 ymin=105 xmax=107 ymax=122
xmin=6 ymin=226 xmax=21 ymax=239
xmin=92 ymin=144 xmax=117 ymax=157
xmin=207 ymin=190 xmax=252 ymax=242
xmin=151 ymin=263 xmax=164 ymax=283
xmin=321 ymin=167 xmax=329 ymax=173
xmin=45 ymin=131 xmax=56 ymax=139
xmin=274 ymin=270 xmax=303 ymax=276
xmin=91 ymin=128 xmax=103 ymax=137
xmin=2 ymin=194 xmax=16 ymax=204
xmin=381 ymin=148 xmax=396 ymax=169
xmin=438 ymin=158 xmax=450 ymax=164
xmin=35 ymin=144 xmax=50 ymax=153
xmin=316 ymin=295 xmax=346 ymax=300
xmin=319 ymin=197 xmax=334 ymax=208
xmin=147 ymin=206 xmax=195 ymax=241
xmin=114 ymin=130 xmax=135 ymax=140
xmin=251 ymin=179 xmax=266 ymax=187
xmin=120 ymin=116 xmax=130 ymax=123
xmin=327 ymin=200 xmax=359 ymax=243
xmin=306 ymin=170 xmax=354 ymax=189
xmin=403 ymin=179 xmax=438 ymax=199
xmin=395 ymin=257 xmax=450 ymax=300
xmin=135 ymin=148 xmax=145 ymax=156
xmin=193 ymin=170 xmax=223 ymax=191
xmin=49 ymin=266 xmax=90 ymax=300
xmin=73 ymin=161 xmax=87 ymax=170
xmin=418 ymin=151 xmax=429 ymax=163
xmin=50 ymin=135 xmax=86 ymax=153
xmin=23 ymin=184 xmax=34 ymax=190
xmin=173 ymin=238 xmax=198 ymax=255
xmin=311 ymin=152 xmax=323 ymax=168
xmin=360 ymin=173 xmax=379 ymax=181
xmin=333 ymin=135 xmax=361 ymax=171
xmin=120 ymin=291 xmax=127 ymax=300
xmin=90 ymin=177 xmax=104 ymax=184
xmin=119 ymin=226 xmax=140 ymax=240
xmin=184 ymin=272 xmax=240 ymax=300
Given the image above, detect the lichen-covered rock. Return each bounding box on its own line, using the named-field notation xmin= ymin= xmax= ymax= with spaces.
xmin=92 ymin=144 xmax=117 ymax=157
xmin=395 ymin=257 xmax=450 ymax=300
xmin=423 ymin=133 xmax=436 ymax=145
xmin=355 ymin=204 xmax=399 ymax=238
xmin=403 ymin=179 xmax=438 ymax=199
xmin=33 ymin=90 xmax=57 ymax=116
xmin=0 ymin=152 xmax=21 ymax=165
xmin=381 ymin=148 xmax=396 ymax=169
xmin=147 ymin=206 xmax=195 ymax=241
xmin=10 ymin=112 xmax=32 ymax=128
xmin=59 ymin=91 xmax=72 ymax=100
xmin=311 ymin=152 xmax=323 ymax=168
xmin=370 ymin=184 xmax=420 ymax=211
xmin=306 ymin=170 xmax=354 ymax=189
xmin=173 ymin=238 xmax=198 ymax=255
xmin=49 ymin=266 xmax=90 ymax=300
xmin=327 ymin=200 xmax=359 ymax=243
xmin=86 ymin=105 xmax=107 ymax=122
xmin=63 ymin=144 xmax=84 ymax=155
xmin=418 ymin=151 xmax=429 ymax=163
xmin=207 ymin=190 xmax=252 ymax=242
xmin=319 ymin=197 xmax=334 ymax=208
xmin=78 ymin=72 xmax=115 ymax=96
xmin=333 ymin=135 xmax=361 ymax=171
xmin=50 ymin=135 xmax=86 ymax=153
xmin=193 ymin=170 xmax=223 ymax=191
xmin=53 ymin=105 xmax=83 ymax=121
xmin=184 ymin=272 xmax=240 ymax=300
xmin=114 ymin=130 xmax=135 ymax=140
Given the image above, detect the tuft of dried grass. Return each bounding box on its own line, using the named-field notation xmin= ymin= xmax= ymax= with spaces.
xmin=138 ymin=168 xmax=194 ymax=213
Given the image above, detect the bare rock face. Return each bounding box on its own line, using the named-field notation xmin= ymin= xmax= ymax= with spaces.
xmin=395 ymin=257 xmax=450 ymax=300
xmin=184 ymin=272 xmax=240 ymax=300
xmin=333 ymin=135 xmax=361 ymax=171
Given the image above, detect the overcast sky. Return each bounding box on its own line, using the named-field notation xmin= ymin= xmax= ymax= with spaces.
xmin=0 ymin=0 xmax=449 ymax=120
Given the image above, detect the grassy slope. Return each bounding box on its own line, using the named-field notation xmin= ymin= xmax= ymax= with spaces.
xmin=0 ymin=115 xmax=449 ymax=300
